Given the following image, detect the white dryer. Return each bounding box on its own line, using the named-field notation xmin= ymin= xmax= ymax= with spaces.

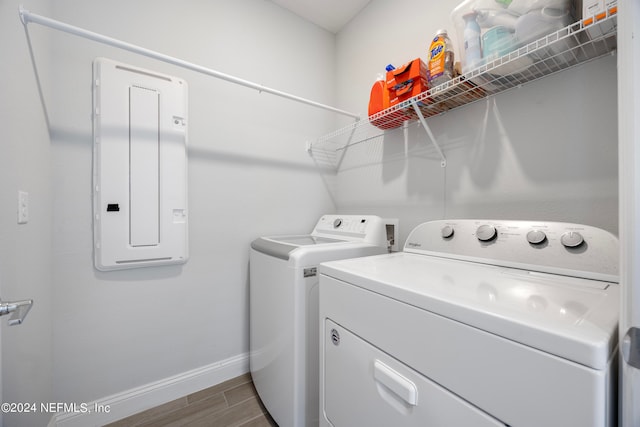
xmin=250 ymin=215 xmax=390 ymax=427
xmin=319 ymin=219 xmax=619 ymax=427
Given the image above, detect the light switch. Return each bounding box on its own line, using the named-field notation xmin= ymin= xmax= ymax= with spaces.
xmin=17 ymin=191 xmax=28 ymax=224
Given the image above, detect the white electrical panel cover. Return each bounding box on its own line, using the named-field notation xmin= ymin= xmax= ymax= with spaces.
xmin=93 ymin=58 xmax=188 ymax=271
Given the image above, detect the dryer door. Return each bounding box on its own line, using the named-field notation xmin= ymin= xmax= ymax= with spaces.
xmin=322 ymin=320 xmax=505 ymax=427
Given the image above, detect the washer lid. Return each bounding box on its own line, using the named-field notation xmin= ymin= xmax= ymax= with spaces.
xmin=320 ymin=252 xmax=619 ymax=370
xmin=251 ymin=235 xmax=345 ymax=260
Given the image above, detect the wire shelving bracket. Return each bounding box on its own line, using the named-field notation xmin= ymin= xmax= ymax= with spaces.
xmin=309 ymin=8 xmax=618 ymax=170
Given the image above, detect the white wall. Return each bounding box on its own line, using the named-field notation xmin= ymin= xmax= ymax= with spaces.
xmin=33 ymin=0 xmax=337 ymax=409
xmin=0 ymin=0 xmax=54 ymax=426
xmin=333 ymin=0 xmax=618 ymax=245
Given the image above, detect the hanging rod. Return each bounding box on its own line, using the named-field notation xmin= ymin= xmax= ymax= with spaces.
xmin=18 ymin=7 xmax=361 ymax=120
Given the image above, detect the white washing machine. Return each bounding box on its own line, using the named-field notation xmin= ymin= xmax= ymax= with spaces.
xmin=319 ymin=219 xmax=619 ymax=427
xmin=250 ymin=214 xmax=391 ymax=427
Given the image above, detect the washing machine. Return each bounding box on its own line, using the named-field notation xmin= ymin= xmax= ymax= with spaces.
xmin=319 ymin=219 xmax=619 ymax=427
xmin=250 ymin=214 xmax=391 ymax=427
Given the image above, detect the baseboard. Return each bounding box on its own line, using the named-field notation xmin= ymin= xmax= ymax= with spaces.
xmin=48 ymin=352 xmax=249 ymax=427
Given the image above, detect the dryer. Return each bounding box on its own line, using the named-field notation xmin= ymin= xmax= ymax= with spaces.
xmin=250 ymin=214 xmax=390 ymax=427
xmin=319 ymin=219 xmax=619 ymax=427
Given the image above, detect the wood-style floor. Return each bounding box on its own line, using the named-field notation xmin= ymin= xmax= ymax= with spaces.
xmin=104 ymin=373 xmax=277 ymax=427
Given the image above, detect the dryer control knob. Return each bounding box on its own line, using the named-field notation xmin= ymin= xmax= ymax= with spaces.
xmin=477 ymin=225 xmax=497 ymax=242
xmin=441 ymin=225 xmax=454 ymax=239
xmin=526 ymin=230 xmax=547 ymax=245
xmin=561 ymin=231 xmax=584 ymax=248
xmin=333 ymin=218 xmax=342 ymax=228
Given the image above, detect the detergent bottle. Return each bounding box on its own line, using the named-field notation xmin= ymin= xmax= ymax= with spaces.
xmin=462 ymin=13 xmax=482 ymax=73
xmin=428 ymin=29 xmax=454 ymax=87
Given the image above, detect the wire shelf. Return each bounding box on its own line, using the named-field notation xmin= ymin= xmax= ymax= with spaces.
xmin=310 ymin=9 xmax=618 ymax=168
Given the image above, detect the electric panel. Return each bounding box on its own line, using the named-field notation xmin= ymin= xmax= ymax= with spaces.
xmin=93 ymin=58 xmax=188 ymax=270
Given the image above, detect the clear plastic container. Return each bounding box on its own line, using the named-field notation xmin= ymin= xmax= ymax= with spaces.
xmin=450 ymin=0 xmax=575 ymax=73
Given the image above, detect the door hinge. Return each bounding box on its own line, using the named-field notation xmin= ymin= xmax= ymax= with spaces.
xmin=622 ymin=327 xmax=640 ymax=369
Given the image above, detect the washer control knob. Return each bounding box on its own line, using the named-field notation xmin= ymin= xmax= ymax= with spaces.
xmin=476 ymin=225 xmax=497 ymax=242
xmin=526 ymin=230 xmax=547 ymax=245
xmin=333 ymin=218 xmax=342 ymax=229
xmin=561 ymin=231 xmax=584 ymax=248
xmin=441 ymin=225 xmax=454 ymax=239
